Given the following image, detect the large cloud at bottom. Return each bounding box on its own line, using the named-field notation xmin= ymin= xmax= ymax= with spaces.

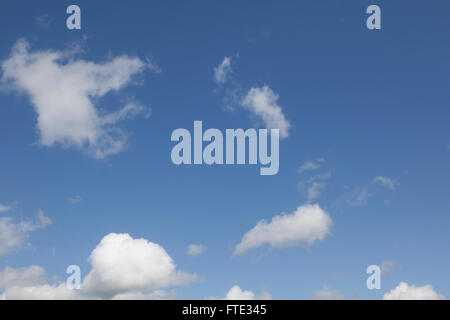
xmin=0 ymin=233 xmax=199 ymax=300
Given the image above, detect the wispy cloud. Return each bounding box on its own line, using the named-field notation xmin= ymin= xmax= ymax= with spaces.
xmin=187 ymin=244 xmax=206 ymax=257
xmin=0 ymin=204 xmax=11 ymax=213
xmin=297 ymin=158 xmax=325 ymax=175
xmin=374 ymin=176 xmax=399 ymax=190
xmin=67 ymin=195 xmax=82 ymax=205
xmin=214 ymin=56 xmax=232 ymax=85
xmin=0 ymin=209 xmax=52 ymax=257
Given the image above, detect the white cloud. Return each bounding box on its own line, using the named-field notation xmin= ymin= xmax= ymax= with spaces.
xmin=112 ymin=290 xmax=176 ymax=300
xmin=234 ymin=204 xmax=332 ymax=255
xmin=0 ymin=204 xmax=11 ymax=213
xmin=311 ymin=286 xmax=345 ymax=300
xmin=82 ymin=233 xmax=200 ymax=299
xmin=374 ymin=176 xmax=399 ymax=190
xmin=206 ymin=285 xmax=272 ymax=300
xmin=1 ymin=283 xmax=78 ymax=300
xmin=0 ymin=265 xmax=78 ymax=300
xmin=1 ymin=233 xmax=200 ymax=300
xmin=1 ymin=39 xmax=153 ymax=159
xmin=0 ymin=265 xmax=46 ymax=288
xmin=297 ymin=158 xmax=325 ymax=175
xmin=214 ymin=56 xmax=232 ymax=85
xmin=0 ymin=210 xmax=52 ymax=256
xmin=307 ymin=182 xmax=326 ymax=201
xmin=187 ymin=244 xmax=206 ymax=257
xmin=224 ymin=285 xmax=271 ymax=300
xmin=380 ymin=260 xmax=400 ymax=275
xmin=241 ymin=85 xmax=290 ymax=139
xmin=383 ymin=282 xmax=445 ymax=300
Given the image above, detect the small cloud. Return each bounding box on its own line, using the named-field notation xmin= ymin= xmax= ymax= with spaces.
xmin=383 ymin=282 xmax=445 ymax=300
xmin=241 ymin=85 xmax=290 ymax=139
xmin=36 ymin=14 xmax=51 ymax=29
xmin=374 ymin=176 xmax=399 ymax=190
xmin=311 ymin=286 xmax=346 ymax=300
xmin=0 ymin=204 xmax=11 ymax=213
xmin=297 ymin=171 xmax=331 ymax=202
xmin=207 ymin=285 xmax=272 ymax=300
xmin=214 ymin=56 xmax=232 ymax=85
xmin=297 ymin=158 xmax=325 ymax=175
xmin=380 ymin=260 xmax=401 ymax=275
xmin=187 ymin=244 xmax=206 ymax=257
xmin=0 ymin=210 xmax=52 ymax=257
xmin=67 ymin=195 xmax=82 ymax=205
xmin=234 ymin=204 xmax=332 ymax=255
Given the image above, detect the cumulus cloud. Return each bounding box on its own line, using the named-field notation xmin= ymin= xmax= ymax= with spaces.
xmin=206 ymin=285 xmax=272 ymax=300
xmin=82 ymin=233 xmax=200 ymax=299
xmin=0 ymin=204 xmax=11 ymax=212
xmin=1 ymin=233 xmax=200 ymax=300
xmin=241 ymin=85 xmax=290 ymax=139
xmin=214 ymin=56 xmax=232 ymax=85
xmin=383 ymin=282 xmax=445 ymax=300
xmin=187 ymin=244 xmax=206 ymax=257
xmin=311 ymin=286 xmax=345 ymax=300
xmin=0 ymin=210 xmax=52 ymax=256
xmin=1 ymin=39 xmax=154 ymax=159
xmin=0 ymin=265 xmax=78 ymax=300
xmin=374 ymin=176 xmax=399 ymax=190
xmin=224 ymin=285 xmax=272 ymax=300
xmin=234 ymin=204 xmax=332 ymax=255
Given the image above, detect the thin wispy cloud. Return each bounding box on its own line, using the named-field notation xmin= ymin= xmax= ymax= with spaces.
xmin=67 ymin=195 xmax=82 ymax=205
xmin=214 ymin=56 xmax=232 ymax=85
xmin=187 ymin=244 xmax=206 ymax=257
xmin=297 ymin=158 xmax=325 ymax=175
xmin=0 ymin=204 xmax=11 ymax=213
xmin=0 ymin=209 xmax=52 ymax=257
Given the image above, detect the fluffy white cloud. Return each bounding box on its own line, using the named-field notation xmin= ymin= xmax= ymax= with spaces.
xmin=0 ymin=265 xmax=46 ymax=288
xmin=241 ymin=85 xmax=290 ymax=139
xmin=1 ymin=39 xmax=153 ymax=159
xmin=234 ymin=204 xmax=332 ymax=255
xmin=1 ymin=283 xmax=78 ymax=300
xmin=374 ymin=176 xmax=399 ymax=190
xmin=1 ymin=233 xmax=200 ymax=300
xmin=82 ymin=233 xmax=200 ymax=299
xmin=187 ymin=244 xmax=206 ymax=257
xmin=214 ymin=57 xmax=232 ymax=85
xmin=0 ymin=265 xmax=78 ymax=300
xmin=383 ymin=282 xmax=445 ymax=300
xmin=207 ymin=285 xmax=272 ymax=300
xmin=0 ymin=210 xmax=52 ymax=256
xmin=0 ymin=204 xmax=11 ymax=212
xmin=311 ymin=286 xmax=345 ymax=300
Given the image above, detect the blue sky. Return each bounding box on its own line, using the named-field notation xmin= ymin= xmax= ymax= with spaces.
xmin=0 ymin=0 xmax=449 ymax=299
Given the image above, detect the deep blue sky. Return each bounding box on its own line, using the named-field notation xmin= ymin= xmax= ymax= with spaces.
xmin=0 ymin=0 xmax=449 ymax=299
